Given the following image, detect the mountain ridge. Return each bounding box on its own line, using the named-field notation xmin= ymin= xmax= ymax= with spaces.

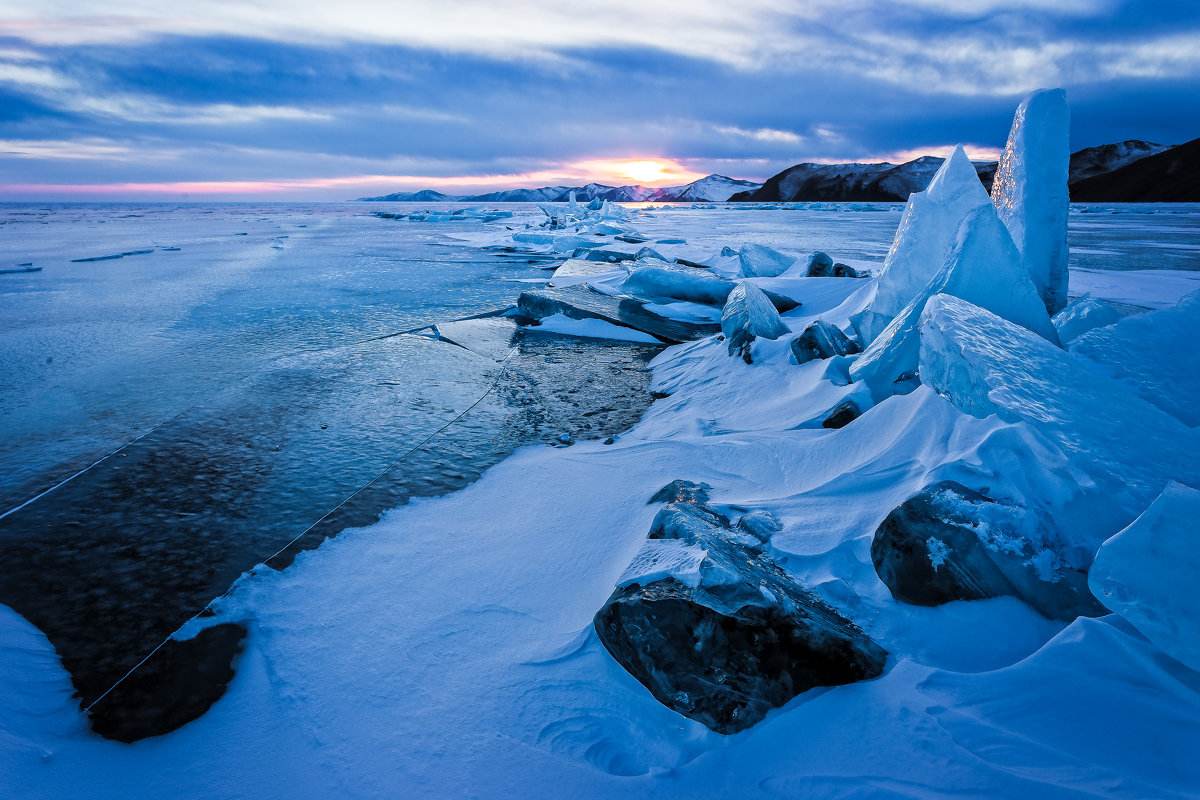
xmin=359 ymin=140 xmax=1185 ymax=204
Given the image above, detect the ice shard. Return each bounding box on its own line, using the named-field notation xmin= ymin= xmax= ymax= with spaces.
xmin=849 ymin=202 xmax=1057 ymax=399
xmin=991 ymin=88 xmax=1071 ymax=316
xmin=851 ymin=145 xmax=991 ymax=344
xmin=1089 ymin=482 xmax=1200 ymax=672
xmin=721 ymin=281 xmax=790 ymax=362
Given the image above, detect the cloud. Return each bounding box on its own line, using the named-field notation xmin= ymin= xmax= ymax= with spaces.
xmin=715 ymin=126 xmax=805 ymax=145
xmin=0 ymin=1 xmax=1197 ymax=198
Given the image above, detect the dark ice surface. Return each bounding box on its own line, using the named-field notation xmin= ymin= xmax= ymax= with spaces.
xmin=0 ymin=203 xmax=659 ymax=737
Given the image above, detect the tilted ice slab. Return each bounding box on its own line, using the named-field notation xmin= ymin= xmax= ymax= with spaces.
xmin=851 ymin=145 xmax=991 ymax=345
xmin=1069 ymin=289 xmax=1200 ymax=427
xmin=991 ymin=88 xmax=1070 ymax=316
xmin=850 ymin=202 xmax=1057 ymax=400
xmin=1089 ymin=481 xmax=1200 ymax=672
xmin=918 ymin=293 xmax=1200 ymax=525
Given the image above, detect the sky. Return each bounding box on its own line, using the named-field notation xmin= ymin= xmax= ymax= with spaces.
xmin=1 ymin=0 xmax=1198 ymax=200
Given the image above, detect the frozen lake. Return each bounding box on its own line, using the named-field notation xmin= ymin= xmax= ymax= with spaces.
xmin=0 ymin=201 xmax=1197 ymax=738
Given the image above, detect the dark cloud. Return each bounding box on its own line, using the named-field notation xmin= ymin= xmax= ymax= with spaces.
xmin=1 ymin=2 xmax=1197 ymax=197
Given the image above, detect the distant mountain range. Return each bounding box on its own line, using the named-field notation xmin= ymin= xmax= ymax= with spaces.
xmin=728 ymin=140 xmax=1176 ymax=202
xmin=359 ymin=174 xmax=762 ymax=204
xmin=360 ymin=139 xmax=1196 ymax=204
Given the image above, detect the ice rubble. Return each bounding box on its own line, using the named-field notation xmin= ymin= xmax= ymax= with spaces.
xmin=849 ymin=202 xmax=1057 ymax=400
xmin=918 ymin=293 xmax=1200 ymax=521
xmin=1089 ymin=482 xmax=1200 ymax=671
xmin=850 ymin=146 xmax=992 ymax=345
xmin=991 ymin=89 xmax=1071 ymax=316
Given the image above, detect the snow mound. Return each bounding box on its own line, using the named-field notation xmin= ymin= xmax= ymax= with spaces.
xmin=1088 ymin=481 xmax=1200 ymax=671
xmin=1069 ymin=289 xmax=1200 ymax=426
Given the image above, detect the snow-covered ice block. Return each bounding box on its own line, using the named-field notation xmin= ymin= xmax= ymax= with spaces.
xmin=721 ymin=281 xmax=790 ymax=362
xmin=992 ymin=89 xmax=1070 ymax=315
xmin=850 ymin=202 xmax=1057 ymax=399
xmin=919 ymin=294 xmax=1200 ymax=520
xmin=789 ymin=320 xmax=858 ymax=365
xmin=1070 ymin=289 xmax=1200 ymax=427
xmin=596 ymin=483 xmax=886 ymax=734
xmin=1089 ymin=482 xmax=1200 ymax=671
xmin=852 ymin=146 xmax=991 ymax=344
xmin=1052 ymin=295 xmax=1122 ymax=344
xmin=872 ymin=480 xmax=1101 ymax=621
xmin=738 ymin=243 xmax=796 ymax=278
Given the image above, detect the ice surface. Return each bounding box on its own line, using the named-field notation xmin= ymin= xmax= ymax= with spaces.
xmin=720 ymin=281 xmax=790 ymax=360
xmin=991 ymin=89 xmax=1070 ymax=315
xmin=1089 ymin=482 xmax=1200 ymax=671
xmin=738 ymin=243 xmax=796 ymax=278
xmin=919 ymin=293 xmax=1200 ymax=525
xmin=851 ymin=146 xmax=991 ymax=344
xmin=1052 ymin=295 xmax=1123 ymax=343
xmin=1069 ymin=289 xmax=1200 ymax=426
xmin=850 ymin=202 xmax=1057 ymax=399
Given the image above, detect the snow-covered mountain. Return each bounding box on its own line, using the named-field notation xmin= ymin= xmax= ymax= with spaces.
xmin=665 ymin=174 xmax=762 ymax=202
xmin=1071 ymin=136 xmax=1198 ymax=202
xmin=1067 ymin=140 xmax=1170 ymax=184
xmin=359 ymin=189 xmax=460 ymax=202
xmin=359 ymin=175 xmax=763 ymax=203
xmin=359 ymin=139 xmax=1180 ymax=205
xmin=731 ymin=140 xmax=1176 ymax=203
xmin=729 ymin=157 xmax=992 ymax=202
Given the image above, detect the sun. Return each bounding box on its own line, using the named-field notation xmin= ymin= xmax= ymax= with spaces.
xmin=617 ymin=160 xmax=673 ymax=184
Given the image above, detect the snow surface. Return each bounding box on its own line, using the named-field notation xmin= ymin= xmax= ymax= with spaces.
xmin=1069 ymin=289 xmax=1200 ymax=426
xmin=2 ymin=199 xmax=1199 ymax=799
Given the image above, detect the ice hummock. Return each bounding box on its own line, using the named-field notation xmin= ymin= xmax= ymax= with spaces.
xmin=991 ymin=88 xmax=1071 ymax=316
xmin=1088 ymin=481 xmax=1200 ymax=672
xmin=918 ymin=293 xmax=1200 ymax=525
xmin=849 ymin=201 xmax=1057 ymax=399
xmin=851 ymin=145 xmax=991 ymax=344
